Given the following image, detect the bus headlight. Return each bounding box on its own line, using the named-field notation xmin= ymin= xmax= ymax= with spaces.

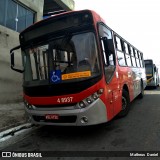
xmin=79 ymin=101 xmax=86 ymax=108
xmin=28 ymin=105 xmax=34 ymax=110
xmin=78 ymin=88 xmax=104 ymax=108
xmin=92 ymin=93 xmax=98 ymax=100
xmin=24 ymin=100 xmax=35 ymax=110
xmin=86 ymin=98 xmax=92 ymax=104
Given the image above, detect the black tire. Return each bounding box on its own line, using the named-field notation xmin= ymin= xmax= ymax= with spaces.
xmin=154 ymin=81 xmax=157 ymax=89
xmin=117 ymin=90 xmax=130 ymax=117
xmin=138 ymin=82 xmax=144 ymax=99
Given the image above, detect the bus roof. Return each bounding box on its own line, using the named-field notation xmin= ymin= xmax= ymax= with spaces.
xmin=20 ymin=9 xmax=104 ymax=34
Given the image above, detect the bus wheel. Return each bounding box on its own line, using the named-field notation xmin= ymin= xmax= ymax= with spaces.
xmin=138 ymin=82 xmax=144 ymax=99
xmin=117 ymin=90 xmax=130 ymax=117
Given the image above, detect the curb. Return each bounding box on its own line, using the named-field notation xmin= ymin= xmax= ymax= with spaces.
xmin=0 ymin=123 xmax=39 ymax=150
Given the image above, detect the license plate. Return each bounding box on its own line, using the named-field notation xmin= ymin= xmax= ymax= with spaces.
xmin=45 ymin=114 xmax=59 ymax=120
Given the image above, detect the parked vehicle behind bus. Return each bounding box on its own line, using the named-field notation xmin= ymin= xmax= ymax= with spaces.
xmin=144 ymin=59 xmax=159 ymax=88
xmin=10 ymin=10 xmax=146 ymax=126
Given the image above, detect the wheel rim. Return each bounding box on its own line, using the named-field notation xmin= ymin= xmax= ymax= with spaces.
xmin=122 ymin=96 xmax=127 ymax=110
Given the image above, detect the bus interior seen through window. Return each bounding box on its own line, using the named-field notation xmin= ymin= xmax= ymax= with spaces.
xmin=24 ymin=32 xmax=100 ymax=83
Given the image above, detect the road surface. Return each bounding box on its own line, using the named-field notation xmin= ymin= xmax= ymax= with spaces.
xmin=2 ymin=87 xmax=160 ymax=160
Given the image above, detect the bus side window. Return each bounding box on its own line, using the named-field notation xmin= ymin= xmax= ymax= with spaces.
xmin=139 ymin=52 xmax=143 ymax=68
xmin=130 ymin=46 xmax=136 ymax=67
xmin=137 ymin=51 xmax=142 ymax=67
xmin=115 ymin=36 xmax=122 ymax=51
xmin=115 ymin=36 xmax=126 ymax=66
xmin=135 ymin=50 xmax=140 ymax=67
xmin=99 ymin=24 xmax=116 ymax=83
xmin=140 ymin=52 xmax=144 ymax=67
xmin=101 ymin=37 xmax=115 ymax=66
xmin=99 ymin=24 xmax=115 ymax=66
xmin=124 ymin=42 xmax=132 ymax=66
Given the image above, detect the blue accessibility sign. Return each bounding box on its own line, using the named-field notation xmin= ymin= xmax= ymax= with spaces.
xmin=50 ymin=70 xmax=61 ymax=83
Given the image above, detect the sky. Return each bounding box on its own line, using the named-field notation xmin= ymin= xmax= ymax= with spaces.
xmin=74 ymin=0 xmax=160 ymax=66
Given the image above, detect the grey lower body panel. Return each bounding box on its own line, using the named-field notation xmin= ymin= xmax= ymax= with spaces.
xmin=24 ymin=98 xmax=108 ymax=126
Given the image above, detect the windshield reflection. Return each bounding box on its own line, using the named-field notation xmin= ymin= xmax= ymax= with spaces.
xmin=24 ymin=32 xmax=100 ymax=84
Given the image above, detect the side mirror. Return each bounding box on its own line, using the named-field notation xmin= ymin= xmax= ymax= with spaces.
xmin=101 ymin=37 xmax=109 ymax=53
xmin=10 ymin=45 xmax=24 ymax=73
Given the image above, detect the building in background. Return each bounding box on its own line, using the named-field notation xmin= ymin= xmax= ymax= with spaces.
xmin=0 ymin=0 xmax=74 ymax=104
xmin=44 ymin=0 xmax=75 ymax=17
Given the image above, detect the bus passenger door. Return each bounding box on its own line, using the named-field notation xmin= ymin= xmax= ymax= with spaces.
xmin=99 ymin=24 xmax=120 ymax=117
xmin=102 ymin=37 xmax=121 ymax=117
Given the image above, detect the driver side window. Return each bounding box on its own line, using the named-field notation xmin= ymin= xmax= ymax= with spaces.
xmin=99 ymin=24 xmax=116 ymax=83
xmin=99 ymin=25 xmax=115 ymax=66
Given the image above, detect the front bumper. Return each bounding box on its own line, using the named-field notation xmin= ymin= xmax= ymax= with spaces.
xmin=24 ymin=98 xmax=108 ymax=126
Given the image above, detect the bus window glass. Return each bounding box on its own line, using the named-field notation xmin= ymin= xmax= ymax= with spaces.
xmin=24 ymin=32 xmax=100 ymax=83
xmin=130 ymin=47 xmax=134 ymax=56
xmin=139 ymin=52 xmax=144 ymax=67
xmin=145 ymin=64 xmax=153 ymax=75
xmin=139 ymin=52 xmax=143 ymax=67
xmin=99 ymin=24 xmax=115 ymax=66
xmin=131 ymin=57 xmax=136 ymax=67
xmin=124 ymin=42 xmax=129 ymax=54
xmin=130 ymin=47 xmax=136 ymax=67
xmin=135 ymin=50 xmax=140 ymax=67
xmin=139 ymin=52 xmax=142 ymax=59
xmin=125 ymin=54 xmax=132 ymax=66
xmin=134 ymin=50 xmax=138 ymax=58
xmin=139 ymin=59 xmax=142 ymax=67
xmin=99 ymin=24 xmax=116 ymax=83
xmin=117 ymin=51 xmax=126 ymax=66
xmin=115 ymin=36 xmax=122 ymax=51
xmin=136 ymin=51 xmax=140 ymax=67
xmin=136 ymin=58 xmax=140 ymax=67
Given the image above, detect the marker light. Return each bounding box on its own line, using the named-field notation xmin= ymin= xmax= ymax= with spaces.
xmin=92 ymin=93 xmax=98 ymax=100
xmin=79 ymin=101 xmax=86 ymax=108
xmin=86 ymin=98 xmax=92 ymax=104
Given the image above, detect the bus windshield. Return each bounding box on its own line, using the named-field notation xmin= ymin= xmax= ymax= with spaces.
xmin=24 ymin=32 xmax=100 ymax=85
xmin=145 ymin=64 xmax=153 ymax=75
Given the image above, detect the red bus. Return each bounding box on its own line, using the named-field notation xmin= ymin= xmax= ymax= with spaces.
xmin=10 ymin=10 xmax=146 ymax=126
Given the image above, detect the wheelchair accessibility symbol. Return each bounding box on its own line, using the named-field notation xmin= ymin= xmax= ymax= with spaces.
xmin=50 ymin=70 xmax=61 ymax=83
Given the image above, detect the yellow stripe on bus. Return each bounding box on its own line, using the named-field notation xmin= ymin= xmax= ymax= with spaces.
xmin=62 ymin=71 xmax=91 ymax=80
xmin=147 ymin=77 xmax=153 ymax=83
xmin=146 ymin=74 xmax=152 ymax=76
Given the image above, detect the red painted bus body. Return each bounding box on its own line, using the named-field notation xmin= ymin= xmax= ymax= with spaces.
xmin=10 ymin=10 xmax=146 ymax=126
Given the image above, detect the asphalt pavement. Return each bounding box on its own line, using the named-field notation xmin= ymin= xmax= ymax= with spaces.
xmin=1 ymin=87 xmax=160 ymax=160
xmin=0 ymin=102 xmax=26 ymax=132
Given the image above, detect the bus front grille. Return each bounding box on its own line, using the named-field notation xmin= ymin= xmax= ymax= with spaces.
xmin=34 ymin=103 xmax=77 ymax=108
